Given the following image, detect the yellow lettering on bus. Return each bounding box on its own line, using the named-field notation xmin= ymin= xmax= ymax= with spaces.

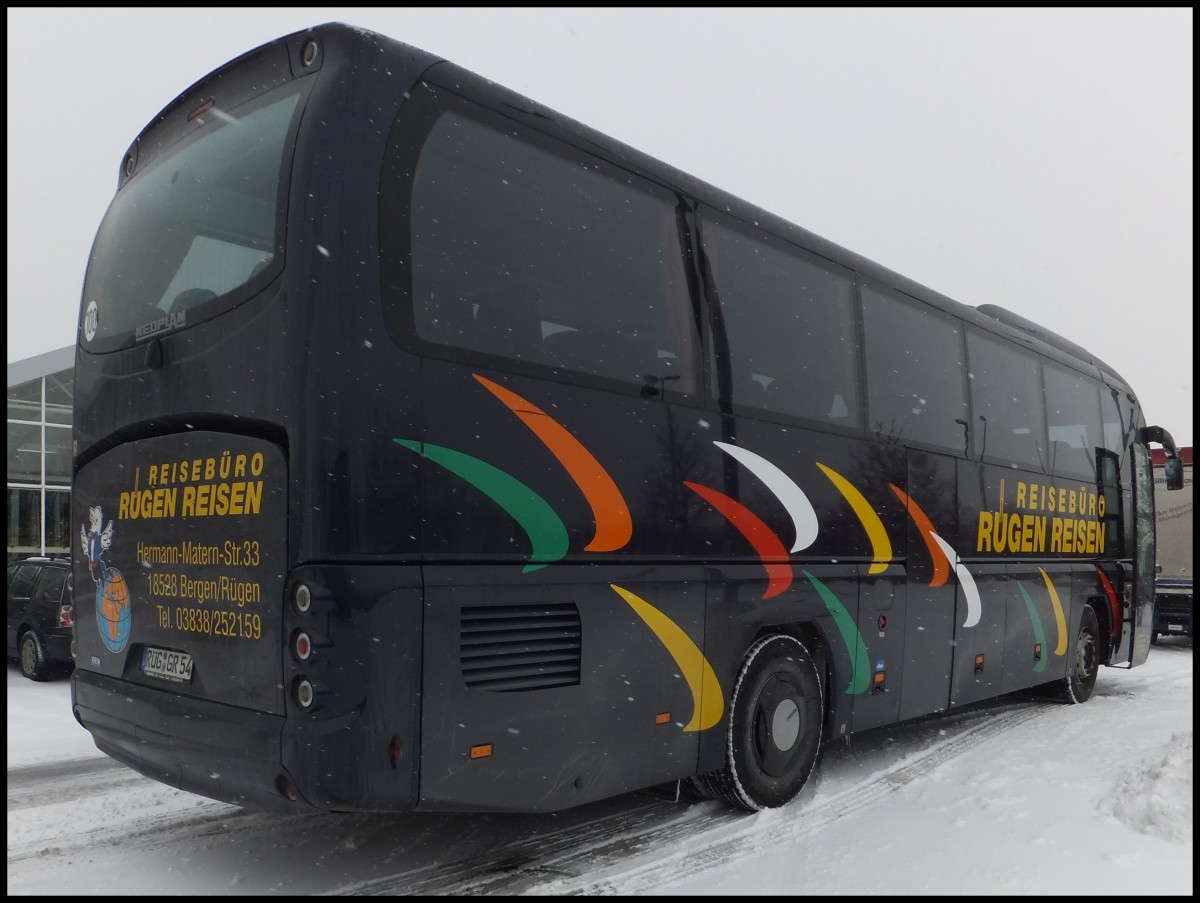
xmin=977 ymin=512 xmax=994 ymax=552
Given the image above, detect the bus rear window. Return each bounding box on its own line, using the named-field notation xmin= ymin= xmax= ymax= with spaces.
xmin=81 ymin=90 xmax=302 ymax=350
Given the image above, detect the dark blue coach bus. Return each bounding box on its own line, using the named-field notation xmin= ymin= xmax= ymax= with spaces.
xmin=70 ymin=22 xmax=1185 ymax=815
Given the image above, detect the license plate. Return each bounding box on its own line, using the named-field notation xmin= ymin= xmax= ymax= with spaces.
xmin=141 ymin=646 xmax=194 ymax=683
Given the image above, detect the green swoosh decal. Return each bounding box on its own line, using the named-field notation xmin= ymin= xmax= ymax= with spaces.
xmin=394 ymin=440 xmax=568 ymax=572
xmin=1016 ymin=582 xmax=1048 ymax=673
xmin=802 ymin=570 xmax=870 ymax=695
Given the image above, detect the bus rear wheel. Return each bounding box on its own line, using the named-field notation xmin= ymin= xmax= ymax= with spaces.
xmin=1054 ymin=604 xmax=1100 ymax=704
xmin=692 ymin=634 xmax=824 ymax=811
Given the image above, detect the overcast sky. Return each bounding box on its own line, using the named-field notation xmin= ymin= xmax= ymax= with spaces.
xmin=6 ymin=7 xmax=1193 ymax=446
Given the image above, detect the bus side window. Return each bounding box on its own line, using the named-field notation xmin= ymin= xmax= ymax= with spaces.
xmin=1044 ymin=362 xmax=1103 ymax=480
xmin=417 ymin=295 xmax=478 ymax=348
xmin=966 ymin=326 xmax=1048 ymax=470
xmin=473 ymin=286 xmax=544 ymax=362
xmin=384 ymin=86 xmax=697 ymax=395
xmin=1050 ymin=440 xmax=1094 ymax=479
xmin=703 ymin=213 xmax=861 ymax=428
xmin=863 ymin=285 xmax=971 ymax=451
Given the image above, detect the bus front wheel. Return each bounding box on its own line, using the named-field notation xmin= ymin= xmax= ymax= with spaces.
xmin=692 ymin=634 xmax=825 ymax=811
xmin=1054 ymin=604 xmax=1100 ymax=704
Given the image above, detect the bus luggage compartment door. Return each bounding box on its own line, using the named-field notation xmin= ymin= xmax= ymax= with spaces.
xmin=418 ymin=564 xmax=708 ymax=813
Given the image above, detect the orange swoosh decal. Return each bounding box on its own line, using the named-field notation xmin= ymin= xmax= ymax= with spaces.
xmin=474 ymin=374 xmax=632 ymax=552
xmin=684 ymin=481 xmax=792 ymax=599
xmin=889 ymin=484 xmax=950 ymax=586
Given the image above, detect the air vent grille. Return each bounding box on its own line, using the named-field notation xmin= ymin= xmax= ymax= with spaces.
xmin=460 ymin=602 xmax=582 ymax=691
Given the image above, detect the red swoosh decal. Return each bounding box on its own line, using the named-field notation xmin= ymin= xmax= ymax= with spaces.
xmin=1095 ymin=565 xmax=1120 ymax=639
xmin=684 ymin=481 xmax=791 ymax=599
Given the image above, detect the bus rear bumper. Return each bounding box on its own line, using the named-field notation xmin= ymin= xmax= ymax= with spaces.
xmin=72 ymin=669 xmax=313 ymax=813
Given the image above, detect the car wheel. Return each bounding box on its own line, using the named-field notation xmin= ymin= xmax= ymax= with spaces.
xmin=690 ymin=634 xmax=825 ymax=811
xmin=19 ymin=630 xmax=52 ymax=682
xmin=1054 ymin=605 xmax=1100 ymax=704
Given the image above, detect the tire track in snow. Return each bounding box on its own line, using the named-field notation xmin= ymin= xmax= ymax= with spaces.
xmin=552 ymin=703 xmax=1058 ymax=896
xmin=8 ymin=756 xmax=143 ymax=811
xmin=345 ymin=700 xmax=1058 ymax=895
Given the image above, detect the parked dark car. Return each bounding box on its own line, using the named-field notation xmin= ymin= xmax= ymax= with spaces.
xmin=6 ymin=556 xmax=75 ymax=680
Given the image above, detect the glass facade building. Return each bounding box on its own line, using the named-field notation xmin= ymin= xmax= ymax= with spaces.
xmin=7 ymin=346 xmax=74 ymax=563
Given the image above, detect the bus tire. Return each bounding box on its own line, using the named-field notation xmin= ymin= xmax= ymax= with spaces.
xmin=692 ymin=634 xmax=824 ymax=811
xmin=1054 ymin=604 xmax=1100 ymax=704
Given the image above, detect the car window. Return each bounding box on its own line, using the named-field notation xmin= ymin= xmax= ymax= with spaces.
xmin=10 ymin=565 xmax=40 ymax=598
xmin=32 ymin=567 xmax=68 ymax=604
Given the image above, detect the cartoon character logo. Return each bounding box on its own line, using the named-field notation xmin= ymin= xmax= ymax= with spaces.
xmin=81 ymin=506 xmax=131 ymax=653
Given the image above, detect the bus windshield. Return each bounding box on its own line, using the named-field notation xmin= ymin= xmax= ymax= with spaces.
xmin=80 ymin=89 xmax=302 ymax=351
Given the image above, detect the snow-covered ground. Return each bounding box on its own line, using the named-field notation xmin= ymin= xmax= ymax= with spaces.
xmin=7 ymin=638 xmax=1193 ymax=895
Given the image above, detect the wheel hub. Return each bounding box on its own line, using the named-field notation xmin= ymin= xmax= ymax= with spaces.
xmin=771 ymin=698 xmax=801 ymax=751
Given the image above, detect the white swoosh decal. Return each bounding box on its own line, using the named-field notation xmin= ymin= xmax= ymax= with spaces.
xmin=713 ymin=441 xmax=818 ymax=552
xmin=930 ymin=532 xmax=981 ymax=628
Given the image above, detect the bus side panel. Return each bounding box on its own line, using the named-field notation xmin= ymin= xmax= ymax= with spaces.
xmin=998 ymin=562 xmax=1085 ymax=693
xmin=280 ymin=565 xmax=424 ymax=813
xmin=897 ymin=580 xmax=958 ymax=721
xmin=419 ymin=565 xmax=707 ymax=812
xmin=897 ymin=451 xmax=959 ymax=722
xmin=848 ymin=571 xmax=906 ymax=732
xmin=949 ymin=564 xmax=1008 ymax=707
xmin=692 ymin=565 xmax=748 ymax=779
xmin=1000 ymin=564 xmax=1052 ymax=694
xmin=1016 ymin=562 xmax=1076 ymax=688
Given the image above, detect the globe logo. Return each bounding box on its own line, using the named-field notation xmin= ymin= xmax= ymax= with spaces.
xmin=96 ymin=569 xmax=131 ymax=653
xmin=82 ymin=505 xmax=131 ymax=654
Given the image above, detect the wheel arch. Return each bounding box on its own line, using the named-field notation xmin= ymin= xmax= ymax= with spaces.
xmin=1085 ymin=595 xmax=1113 ymax=664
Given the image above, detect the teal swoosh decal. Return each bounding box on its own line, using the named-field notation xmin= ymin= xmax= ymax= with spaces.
xmin=1016 ymin=582 xmax=1048 ymax=674
xmin=395 ymin=440 xmax=568 ymax=572
xmin=802 ymin=570 xmax=870 ymax=695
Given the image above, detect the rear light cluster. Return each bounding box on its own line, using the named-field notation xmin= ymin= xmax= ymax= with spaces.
xmin=57 ymin=601 xmax=75 ymax=629
xmin=278 ymin=580 xmax=317 ymax=805
xmin=291 ymin=582 xmax=315 ymax=711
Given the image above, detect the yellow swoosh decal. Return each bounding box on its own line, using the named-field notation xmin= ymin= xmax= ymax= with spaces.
xmin=1039 ymin=567 xmax=1069 ymax=656
xmin=610 ymin=584 xmax=723 ymax=732
xmin=816 ymin=463 xmax=892 ymax=574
